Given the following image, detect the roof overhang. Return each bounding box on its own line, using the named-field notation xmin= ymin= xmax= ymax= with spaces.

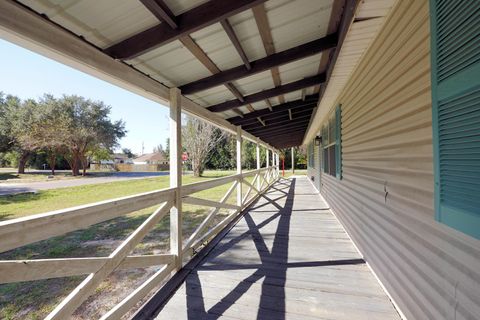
xmin=0 ymin=0 xmax=396 ymax=149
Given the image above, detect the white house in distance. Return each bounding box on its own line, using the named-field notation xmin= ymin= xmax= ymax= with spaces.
xmin=133 ymin=152 xmax=169 ymax=165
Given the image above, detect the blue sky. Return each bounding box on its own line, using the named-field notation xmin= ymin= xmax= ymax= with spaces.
xmin=0 ymin=39 xmax=170 ymax=155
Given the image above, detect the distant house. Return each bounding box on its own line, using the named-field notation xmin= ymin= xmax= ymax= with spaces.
xmin=98 ymin=153 xmax=133 ymax=165
xmin=133 ymin=152 xmax=169 ymax=165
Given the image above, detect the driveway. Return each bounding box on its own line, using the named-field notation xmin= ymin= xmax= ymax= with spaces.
xmin=0 ymin=171 xmax=169 ymax=196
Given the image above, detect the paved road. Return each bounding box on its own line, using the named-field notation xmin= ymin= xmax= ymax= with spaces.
xmin=0 ymin=172 xmax=169 ymax=196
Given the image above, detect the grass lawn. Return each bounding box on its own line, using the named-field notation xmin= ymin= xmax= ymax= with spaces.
xmin=0 ymin=170 xmax=262 ymax=320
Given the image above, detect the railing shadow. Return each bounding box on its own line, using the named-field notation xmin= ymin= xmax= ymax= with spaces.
xmin=182 ymin=178 xmax=296 ymax=319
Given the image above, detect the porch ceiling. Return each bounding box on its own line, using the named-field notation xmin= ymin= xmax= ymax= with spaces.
xmin=11 ymin=0 xmax=396 ymax=148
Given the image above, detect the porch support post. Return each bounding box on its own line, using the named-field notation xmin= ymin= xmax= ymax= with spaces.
xmin=236 ymin=126 xmax=243 ymax=209
xmin=291 ymin=147 xmax=295 ymax=174
xmin=266 ymin=149 xmax=270 ymax=168
xmin=169 ymin=88 xmax=182 ymax=270
xmin=256 ymin=139 xmax=261 ymax=190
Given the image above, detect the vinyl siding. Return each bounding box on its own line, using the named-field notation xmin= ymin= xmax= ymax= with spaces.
xmin=314 ymin=0 xmax=480 ymax=319
xmin=307 ymin=142 xmax=321 ymax=190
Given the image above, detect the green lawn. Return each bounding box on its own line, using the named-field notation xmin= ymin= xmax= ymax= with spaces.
xmin=0 ymin=170 xmax=263 ymax=320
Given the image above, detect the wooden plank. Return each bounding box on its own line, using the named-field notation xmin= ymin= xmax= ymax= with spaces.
xmin=140 ymin=0 xmax=178 ymax=29
xmin=0 ymin=254 xmax=175 ymax=284
xmin=208 ymin=75 xmax=325 ymax=112
xmin=182 ymin=196 xmax=239 ymax=210
xmin=182 ymin=173 xmax=239 ymax=195
xmin=105 ymin=0 xmax=268 ymax=59
xmin=221 ymin=19 xmax=251 ymax=70
xmin=150 ymin=177 xmax=399 ymax=320
xmin=101 ymin=263 xmax=175 ymax=320
xmin=179 ymin=35 xmax=337 ymax=94
xmin=0 ymin=188 xmax=175 ymax=253
xmin=0 ymin=1 xmax=273 ymax=151
xmin=252 ymin=3 xmax=285 ymax=103
xmin=183 ymin=181 xmax=239 ymax=252
xmin=46 ymin=199 xmax=173 ymax=319
xmin=237 ymin=126 xmax=243 ymax=208
xmin=227 ymin=95 xmax=318 ymax=125
xmin=169 ymin=88 xmax=182 ymax=271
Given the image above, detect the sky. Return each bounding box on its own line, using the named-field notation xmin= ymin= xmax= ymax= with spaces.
xmin=0 ymin=39 xmax=171 ymax=155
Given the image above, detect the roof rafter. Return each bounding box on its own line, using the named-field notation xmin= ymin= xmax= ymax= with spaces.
xmin=228 ymin=95 xmax=318 ymax=125
xmin=220 ymin=19 xmax=251 ymax=70
xmin=106 ymin=0 xmax=267 ymax=59
xmin=139 ymin=0 xmax=253 ymax=113
xmin=179 ymin=34 xmax=337 ymax=94
xmin=208 ymin=75 xmax=324 ymax=112
xmin=252 ymin=3 xmax=285 ymax=103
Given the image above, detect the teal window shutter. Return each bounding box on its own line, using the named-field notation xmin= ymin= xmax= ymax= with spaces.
xmin=335 ymin=105 xmax=342 ymax=179
xmin=430 ymin=0 xmax=480 ymax=239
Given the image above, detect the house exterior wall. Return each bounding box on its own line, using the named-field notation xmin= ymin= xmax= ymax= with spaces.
xmin=306 ymin=140 xmax=321 ymax=191
xmin=308 ymin=0 xmax=480 ymax=319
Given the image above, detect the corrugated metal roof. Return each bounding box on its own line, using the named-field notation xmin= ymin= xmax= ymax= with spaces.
xmin=304 ymin=0 xmax=397 ymax=144
xmin=14 ymin=0 xmax=397 ymax=147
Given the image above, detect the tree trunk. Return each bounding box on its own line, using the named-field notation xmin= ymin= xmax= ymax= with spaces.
xmin=48 ymin=153 xmax=56 ymax=175
xmin=81 ymin=156 xmax=88 ymax=176
xmin=17 ymin=151 xmax=29 ymax=174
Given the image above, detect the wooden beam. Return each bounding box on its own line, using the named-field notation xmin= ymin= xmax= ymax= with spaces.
xmin=179 ymin=34 xmax=337 ymax=94
xmin=251 ymin=121 xmax=310 ymax=136
xmin=257 ymin=117 xmax=266 ymax=126
xmin=252 ymin=3 xmax=285 ymax=103
xmin=243 ymin=113 xmax=312 ymax=131
xmin=236 ymin=127 xmax=242 ymax=208
xmin=178 ymin=35 xmax=246 ymax=113
xmin=228 ymin=95 xmax=318 ymax=125
xmin=105 ymin=0 xmax=267 ymax=59
xmin=208 ymin=75 xmax=325 ymax=112
xmin=236 ymin=108 xmax=314 ymax=127
xmin=140 ymin=0 xmax=178 ymax=29
xmin=221 ymin=19 xmax=251 ymax=70
xmin=169 ymin=88 xmax=182 ymax=271
xmin=265 ymin=99 xmax=273 ymax=111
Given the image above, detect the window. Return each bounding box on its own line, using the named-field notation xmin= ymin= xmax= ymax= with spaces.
xmin=322 ymin=105 xmax=342 ymax=179
xmin=308 ymin=142 xmax=315 ymax=168
xmin=430 ymin=0 xmax=480 ymax=239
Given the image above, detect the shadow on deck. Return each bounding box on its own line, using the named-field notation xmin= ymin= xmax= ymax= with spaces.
xmin=136 ymin=177 xmax=400 ymax=320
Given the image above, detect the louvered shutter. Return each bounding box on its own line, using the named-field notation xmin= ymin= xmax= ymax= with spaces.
xmin=431 ymin=0 xmax=480 ymax=238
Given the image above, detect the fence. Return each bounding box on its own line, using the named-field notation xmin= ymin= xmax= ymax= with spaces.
xmin=0 ymin=166 xmax=279 ymax=319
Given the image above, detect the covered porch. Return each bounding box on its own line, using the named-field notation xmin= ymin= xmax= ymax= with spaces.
xmin=144 ymin=176 xmax=399 ymax=320
xmin=1 ymin=0 xmax=479 ymax=319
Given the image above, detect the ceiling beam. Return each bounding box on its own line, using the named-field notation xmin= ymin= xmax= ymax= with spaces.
xmin=235 ymin=107 xmax=314 ymax=127
xmin=139 ymin=0 xmax=250 ymax=113
xmin=208 ymin=75 xmax=325 ymax=112
xmin=249 ymin=119 xmax=311 ymax=136
xmin=140 ymin=0 xmax=178 ymax=29
xmin=221 ymin=19 xmax=251 ymax=70
xmin=179 ymin=34 xmax=337 ymax=94
xmin=105 ymin=0 xmax=267 ymax=59
xmin=228 ymin=95 xmax=318 ymax=124
xmin=252 ymin=3 xmax=285 ymax=103
xmin=243 ymin=113 xmax=312 ymax=131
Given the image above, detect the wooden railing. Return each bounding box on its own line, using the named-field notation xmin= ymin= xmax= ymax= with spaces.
xmin=0 ymin=166 xmax=279 ymax=320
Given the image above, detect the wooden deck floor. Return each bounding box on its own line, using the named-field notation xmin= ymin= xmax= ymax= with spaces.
xmin=153 ymin=177 xmax=400 ymax=319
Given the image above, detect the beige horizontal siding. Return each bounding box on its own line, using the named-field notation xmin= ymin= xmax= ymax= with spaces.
xmin=316 ymin=0 xmax=480 ymax=319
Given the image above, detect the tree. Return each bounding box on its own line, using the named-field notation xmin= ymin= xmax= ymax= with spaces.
xmin=182 ymin=116 xmax=226 ymax=177
xmin=0 ymin=94 xmax=37 ymax=173
xmin=122 ymin=148 xmax=135 ymax=159
xmin=58 ymin=95 xmax=126 ymax=176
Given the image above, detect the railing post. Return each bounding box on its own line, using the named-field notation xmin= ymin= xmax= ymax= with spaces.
xmin=236 ymin=126 xmax=242 ymax=210
xmin=256 ymin=139 xmax=260 ymax=191
xmin=169 ymin=88 xmax=182 ymax=271
xmin=291 ymin=147 xmax=295 ymax=174
xmin=266 ymin=148 xmax=270 ymax=168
